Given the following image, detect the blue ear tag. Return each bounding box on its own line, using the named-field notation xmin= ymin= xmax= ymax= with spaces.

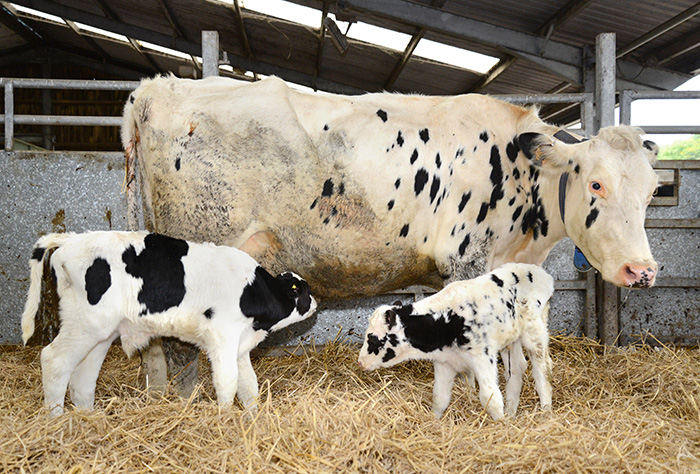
xmin=574 ymin=247 xmax=592 ymax=272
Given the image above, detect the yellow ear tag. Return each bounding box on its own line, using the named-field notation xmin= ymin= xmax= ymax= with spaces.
xmin=291 ymin=284 xmax=297 ymax=290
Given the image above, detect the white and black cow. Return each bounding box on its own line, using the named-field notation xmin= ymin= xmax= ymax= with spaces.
xmin=358 ymin=263 xmax=554 ymax=421
xmin=21 ymin=231 xmax=317 ymax=415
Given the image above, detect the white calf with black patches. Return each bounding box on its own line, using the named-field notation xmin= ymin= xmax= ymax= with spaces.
xmin=358 ymin=263 xmax=554 ymax=421
xmin=21 ymin=231 xmax=316 ymax=416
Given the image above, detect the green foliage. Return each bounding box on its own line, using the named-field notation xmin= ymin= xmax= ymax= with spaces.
xmin=658 ymin=135 xmax=700 ymax=160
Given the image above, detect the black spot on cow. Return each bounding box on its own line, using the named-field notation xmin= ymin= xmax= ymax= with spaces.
xmin=491 ymin=274 xmax=504 ymax=287
xmin=396 ymin=131 xmax=405 ymax=147
xmin=414 ymin=168 xmax=429 ymax=196
xmin=489 ymin=145 xmax=505 ymax=209
xmin=323 ymin=124 xmax=329 ymax=131
xmin=508 ymin=196 xmax=516 ymax=206
xmin=366 ymin=334 xmax=383 ymax=355
xmin=129 ymin=95 xmax=135 ymax=104
xmin=512 ymin=205 xmax=523 ymax=223
xmin=410 ymin=148 xmax=419 ymax=165
xmin=31 ymin=247 xmax=45 ymax=261
xmin=590 ymin=196 xmax=597 ymax=206
xmin=574 ymin=164 xmax=581 ymax=175
xmin=399 ymin=311 xmax=470 ymax=352
xmin=85 ymin=257 xmax=111 ymax=305
xmin=429 ymin=175 xmax=441 ymax=204
xmin=458 ymin=233 xmax=471 ymax=257
xmin=399 ymin=224 xmax=410 ymax=238
xmin=419 ymin=128 xmax=430 ymax=143
xmin=387 ymin=334 xmax=400 ymax=346
xmin=643 ymin=140 xmax=655 ymax=151
xmin=387 ymin=200 xmax=395 ymax=211
xmin=240 ymin=267 xmax=309 ymax=331
xmin=338 ymin=182 xmax=345 ymax=195
xmin=511 ymin=272 xmax=520 ymax=284
xmin=175 ymin=158 xmax=181 ymax=171
xmin=394 ymin=178 xmax=401 ymax=189
xmin=517 ymin=133 xmax=541 ymax=160
xmin=480 ymin=131 xmax=489 ymax=142
xmin=435 ymin=153 xmax=442 ymax=168
xmin=527 ymin=271 xmax=533 ymax=283
xmin=382 ymin=348 xmax=396 ymax=363
xmin=204 ymin=308 xmax=214 ymax=319
xmin=455 ymin=148 xmax=465 ymax=159
xmin=458 ymin=192 xmax=472 ymax=213
xmin=322 ymin=179 xmax=334 ymax=197
xmin=585 ymin=208 xmax=600 ymax=228
xmin=520 ymin=185 xmax=549 ymax=239
xmin=122 ymin=233 xmax=188 ymax=315
xmin=310 ymin=198 xmax=318 ymax=210
xmin=376 ymin=109 xmax=388 ymax=122
xmin=506 ymin=138 xmax=520 ymax=162
xmin=476 ymin=202 xmax=489 ymax=224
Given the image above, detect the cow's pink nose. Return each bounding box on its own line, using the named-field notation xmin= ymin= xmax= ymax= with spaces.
xmin=619 ymin=264 xmax=656 ymax=288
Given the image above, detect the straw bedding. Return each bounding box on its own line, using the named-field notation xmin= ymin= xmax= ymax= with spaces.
xmin=1 ymin=335 xmax=699 ymax=473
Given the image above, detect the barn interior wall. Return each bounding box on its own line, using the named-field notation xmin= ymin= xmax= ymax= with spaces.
xmin=2 ymin=149 xmax=696 ymax=346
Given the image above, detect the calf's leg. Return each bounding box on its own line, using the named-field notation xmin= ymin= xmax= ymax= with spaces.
xmin=470 ymin=355 xmax=504 ymax=421
xmin=502 ymin=342 xmax=527 ymax=416
xmin=208 ymin=345 xmax=240 ymax=407
xmin=432 ymin=361 xmax=457 ymax=418
xmin=236 ymin=352 xmax=259 ymax=413
xmin=522 ymin=323 xmax=553 ymax=410
xmin=68 ymin=336 xmax=117 ymax=409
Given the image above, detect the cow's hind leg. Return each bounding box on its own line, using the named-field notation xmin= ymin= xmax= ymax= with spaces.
xmin=68 ymin=335 xmax=117 ymax=410
xmin=41 ymin=333 xmax=101 ymax=416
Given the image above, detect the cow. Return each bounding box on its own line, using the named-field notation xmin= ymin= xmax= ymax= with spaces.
xmin=121 ymin=75 xmax=659 ymax=389
xmin=21 ymin=231 xmax=317 ymax=416
xmin=358 ymin=263 xmax=554 ymax=421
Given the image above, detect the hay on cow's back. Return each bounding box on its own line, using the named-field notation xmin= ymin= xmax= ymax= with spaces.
xmin=1 ymin=335 xmax=699 ymax=473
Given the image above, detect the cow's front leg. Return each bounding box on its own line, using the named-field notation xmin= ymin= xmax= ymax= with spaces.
xmin=236 ymin=352 xmax=259 ymax=417
xmin=432 ymin=361 xmax=457 ymax=418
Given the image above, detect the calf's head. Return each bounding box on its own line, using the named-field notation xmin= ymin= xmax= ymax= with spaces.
xmin=521 ymin=125 xmax=659 ymax=288
xmin=358 ymin=304 xmax=408 ymax=371
xmin=269 ymin=272 xmax=317 ymax=331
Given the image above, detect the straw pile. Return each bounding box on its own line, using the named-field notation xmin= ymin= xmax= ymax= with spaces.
xmin=1 ymin=335 xmax=699 ymax=473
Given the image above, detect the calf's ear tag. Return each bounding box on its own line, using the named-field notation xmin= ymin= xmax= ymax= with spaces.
xmin=574 ymin=247 xmax=592 ymax=272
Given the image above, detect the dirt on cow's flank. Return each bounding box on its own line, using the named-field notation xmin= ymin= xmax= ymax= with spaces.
xmin=1 ymin=335 xmax=699 ymax=474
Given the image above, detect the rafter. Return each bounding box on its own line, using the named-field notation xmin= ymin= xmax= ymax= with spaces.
xmin=0 ymin=3 xmax=44 ymax=45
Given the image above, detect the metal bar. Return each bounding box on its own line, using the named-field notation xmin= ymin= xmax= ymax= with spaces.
xmin=596 ymin=33 xmax=616 ymax=128
xmin=652 ymin=277 xmax=700 ymax=288
xmin=653 ymin=160 xmax=700 ymax=170
xmin=585 ymin=271 xmax=597 ymax=339
xmin=619 ymin=90 xmax=632 ymax=125
xmin=0 ymin=115 xmax=122 ymax=126
xmin=0 ymin=78 xmax=139 ymax=90
xmin=637 ymin=125 xmax=700 ymax=134
xmin=623 ymin=90 xmax=700 ymax=100
xmin=4 ymin=81 xmax=12 ymax=151
xmin=202 ymin=31 xmax=219 ymax=78
xmin=492 ymin=93 xmax=591 ymax=104
xmin=645 ymin=218 xmax=700 ymax=228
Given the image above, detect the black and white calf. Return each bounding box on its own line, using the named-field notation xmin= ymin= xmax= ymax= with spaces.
xmin=358 ymin=263 xmax=554 ymax=421
xmin=21 ymin=231 xmax=317 ymax=415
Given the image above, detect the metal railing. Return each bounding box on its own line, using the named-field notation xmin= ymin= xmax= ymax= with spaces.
xmin=619 ymin=89 xmax=700 ymax=133
xmin=0 ymin=78 xmax=139 ymax=151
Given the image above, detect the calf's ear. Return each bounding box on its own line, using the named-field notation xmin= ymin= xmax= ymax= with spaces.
xmin=643 ymin=140 xmax=659 ymax=164
xmin=519 ymin=132 xmax=578 ymax=170
xmin=384 ymin=309 xmax=397 ymax=329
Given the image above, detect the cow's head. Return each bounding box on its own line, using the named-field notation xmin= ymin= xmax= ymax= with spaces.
xmin=358 ymin=305 xmax=409 ymax=371
xmin=520 ymin=125 xmax=658 ymax=288
xmin=267 ymin=272 xmax=317 ymax=331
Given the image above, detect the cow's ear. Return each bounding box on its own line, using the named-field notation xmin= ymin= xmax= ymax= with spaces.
xmin=384 ymin=309 xmax=397 ymax=329
xmin=643 ymin=140 xmax=659 ymax=164
xmin=519 ymin=132 xmax=575 ymax=170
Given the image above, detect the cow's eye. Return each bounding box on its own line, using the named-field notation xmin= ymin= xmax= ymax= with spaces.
xmin=589 ymin=181 xmax=606 ymax=197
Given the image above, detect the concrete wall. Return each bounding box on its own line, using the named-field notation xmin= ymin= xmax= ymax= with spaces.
xmin=1 ymin=151 xmax=697 ymax=346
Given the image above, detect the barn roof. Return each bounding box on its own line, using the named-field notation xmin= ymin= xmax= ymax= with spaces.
xmin=1 ymin=0 xmax=699 ymax=126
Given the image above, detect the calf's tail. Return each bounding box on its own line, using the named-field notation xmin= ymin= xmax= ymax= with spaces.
xmin=21 ymin=233 xmax=72 ymax=344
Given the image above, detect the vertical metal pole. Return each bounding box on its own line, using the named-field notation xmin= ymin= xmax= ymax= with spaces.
xmin=202 ymin=31 xmax=220 ymax=78
xmin=42 ymin=62 xmax=52 ymax=150
xmin=619 ymin=90 xmax=632 ymax=125
xmin=5 ymin=81 xmax=13 ymax=151
xmin=595 ymin=32 xmax=621 ymax=346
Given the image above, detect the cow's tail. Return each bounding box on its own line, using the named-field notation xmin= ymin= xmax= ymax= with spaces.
xmin=122 ymin=87 xmax=141 ymax=231
xmin=21 ymin=233 xmax=72 ymax=344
